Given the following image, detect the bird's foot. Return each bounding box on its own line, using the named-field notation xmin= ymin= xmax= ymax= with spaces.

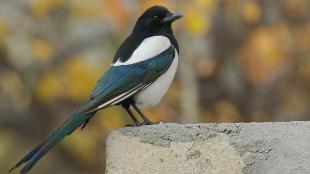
xmin=125 ymin=122 xmax=143 ymax=127
xmin=125 ymin=121 xmax=159 ymax=127
xmin=141 ymin=121 xmax=159 ymax=125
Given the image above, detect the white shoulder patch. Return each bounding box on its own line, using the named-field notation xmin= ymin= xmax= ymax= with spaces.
xmin=113 ymin=36 xmax=171 ymax=66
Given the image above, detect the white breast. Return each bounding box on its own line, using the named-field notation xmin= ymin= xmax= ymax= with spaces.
xmin=113 ymin=36 xmax=171 ymax=66
xmin=134 ymin=49 xmax=178 ymax=107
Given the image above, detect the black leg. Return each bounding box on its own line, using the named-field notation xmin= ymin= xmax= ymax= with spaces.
xmin=121 ymin=102 xmax=141 ymax=126
xmin=125 ymin=107 xmax=141 ymax=125
xmin=132 ymin=104 xmax=157 ymax=125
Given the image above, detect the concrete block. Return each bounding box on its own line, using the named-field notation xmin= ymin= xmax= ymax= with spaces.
xmin=106 ymin=122 xmax=310 ymax=174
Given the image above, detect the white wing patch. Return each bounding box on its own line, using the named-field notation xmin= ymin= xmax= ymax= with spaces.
xmin=113 ymin=36 xmax=171 ymax=66
xmin=96 ymin=84 xmax=145 ymax=109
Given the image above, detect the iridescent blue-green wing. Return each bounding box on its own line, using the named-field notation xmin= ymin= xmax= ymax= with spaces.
xmin=84 ymin=45 xmax=176 ymax=113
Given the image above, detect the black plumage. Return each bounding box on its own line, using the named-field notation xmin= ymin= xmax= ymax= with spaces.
xmin=113 ymin=6 xmax=180 ymax=63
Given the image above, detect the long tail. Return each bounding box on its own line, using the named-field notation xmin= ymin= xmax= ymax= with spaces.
xmin=9 ymin=101 xmax=96 ymax=174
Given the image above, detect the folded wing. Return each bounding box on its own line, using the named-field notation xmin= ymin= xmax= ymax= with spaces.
xmin=84 ymin=45 xmax=176 ymax=113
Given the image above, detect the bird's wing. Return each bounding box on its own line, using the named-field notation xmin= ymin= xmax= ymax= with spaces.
xmin=83 ymin=45 xmax=176 ymax=113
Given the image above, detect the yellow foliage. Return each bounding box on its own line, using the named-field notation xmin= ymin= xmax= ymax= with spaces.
xmin=283 ymin=0 xmax=307 ymax=18
xmin=251 ymin=111 xmax=268 ymax=121
xmin=97 ymin=108 xmax=125 ymax=131
xmin=48 ymin=0 xmax=64 ymax=7
xmin=28 ymin=0 xmax=49 ymax=16
xmin=71 ymin=0 xmax=104 ymax=20
xmin=31 ymin=39 xmax=53 ymax=62
xmin=61 ymin=131 xmax=97 ymax=164
xmin=0 ymin=71 xmax=23 ymax=98
xmin=299 ymin=57 xmax=310 ymax=82
xmin=241 ymin=1 xmax=261 ymax=23
xmin=60 ymin=57 xmax=100 ymax=101
xmin=184 ymin=7 xmax=209 ymax=36
xmin=28 ymin=0 xmax=64 ymax=17
xmin=215 ymin=101 xmax=241 ymax=122
xmin=240 ymin=24 xmax=292 ymax=86
xmin=0 ymin=17 xmax=8 ymax=40
xmin=195 ymin=57 xmax=216 ymax=78
xmin=294 ymin=24 xmax=310 ymax=51
xmin=140 ymin=0 xmax=172 ymax=11
xmin=0 ymin=133 xmax=14 ymax=165
xmin=36 ymin=72 xmax=62 ymax=102
xmin=144 ymin=102 xmax=175 ymax=122
xmin=35 ymin=57 xmax=102 ymax=103
xmin=0 ymin=71 xmax=31 ymax=111
xmin=102 ymin=0 xmax=128 ymax=26
xmin=196 ymin=0 xmax=217 ymax=9
xmin=282 ymin=89 xmax=308 ymax=118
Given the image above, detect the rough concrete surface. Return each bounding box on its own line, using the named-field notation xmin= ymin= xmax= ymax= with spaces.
xmin=106 ymin=122 xmax=310 ymax=174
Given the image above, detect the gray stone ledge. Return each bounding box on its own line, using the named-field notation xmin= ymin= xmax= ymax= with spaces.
xmin=106 ymin=122 xmax=310 ymax=174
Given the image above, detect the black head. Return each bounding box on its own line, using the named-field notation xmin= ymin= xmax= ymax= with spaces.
xmin=133 ymin=6 xmax=183 ymax=34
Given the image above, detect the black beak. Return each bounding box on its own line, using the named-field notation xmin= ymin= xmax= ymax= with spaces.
xmin=161 ymin=12 xmax=183 ymax=23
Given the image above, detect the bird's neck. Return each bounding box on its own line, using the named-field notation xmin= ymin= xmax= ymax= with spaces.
xmin=160 ymin=23 xmax=173 ymax=34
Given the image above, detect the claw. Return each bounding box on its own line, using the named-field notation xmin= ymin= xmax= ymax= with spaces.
xmin=125 ymin=121 xmax=159 ymax=127
xmin=125 ymin=122 xmax=143 ymax=127
xmin=142 ymin=121 xmax=159 ymax=125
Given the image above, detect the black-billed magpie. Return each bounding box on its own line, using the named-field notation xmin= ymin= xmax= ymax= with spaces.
xmin=10 ymin=5 xmax=182 ymax=174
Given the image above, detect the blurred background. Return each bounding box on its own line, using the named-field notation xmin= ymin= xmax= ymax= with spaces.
xmin=0 ymin=0 xmax=309 ymax=173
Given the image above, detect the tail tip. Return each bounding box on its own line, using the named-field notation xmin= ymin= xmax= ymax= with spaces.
xmin=9 ymin=163 xmax=31 ymax=174
xmin=8 ymin=166 xmax=15 ymax=173
xmin=9 ymin=163 xmax=20 ymax=173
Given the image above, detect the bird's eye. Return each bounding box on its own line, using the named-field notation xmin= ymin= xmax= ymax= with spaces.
xmin=153 ymin=16 xmax=159 ymax=21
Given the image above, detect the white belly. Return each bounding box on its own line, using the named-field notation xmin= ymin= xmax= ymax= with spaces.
xmin=134 ymin=49 xmax=178 ymax=107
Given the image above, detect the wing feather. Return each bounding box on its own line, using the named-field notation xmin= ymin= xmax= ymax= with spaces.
xmin=84 ymin=45 xmax=175 ymax=113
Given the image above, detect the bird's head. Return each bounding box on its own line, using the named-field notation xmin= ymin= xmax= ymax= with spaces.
xmin=133 ymin=6 xmax=183 ymax=34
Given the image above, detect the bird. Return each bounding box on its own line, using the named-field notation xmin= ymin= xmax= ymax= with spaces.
xmin=9 ymin=5 xmax=182 ymax=174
